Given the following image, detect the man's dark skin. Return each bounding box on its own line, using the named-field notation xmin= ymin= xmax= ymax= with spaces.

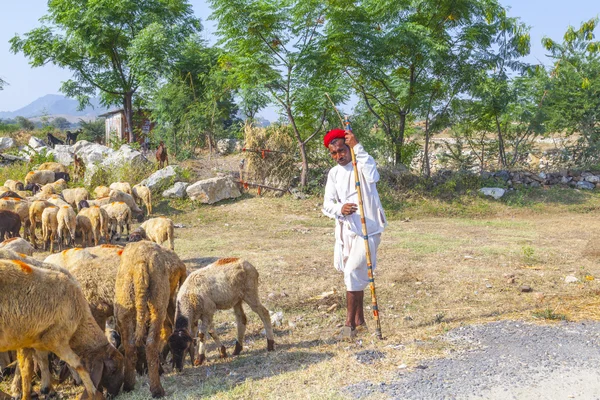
xmin=327 ymin=130 xmax=366 ymax=331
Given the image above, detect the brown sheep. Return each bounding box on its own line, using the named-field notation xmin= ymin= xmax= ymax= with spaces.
xmin=41 ymin=206 xmax=59 ymax=253
xmin=0 ymin=198 xmax=30 ymax=241
xmin=0 ymin=259 xmax=124 ymax=400
xmin=37 ymin=162 xmax=68 ymax=174
xmin=4 ymin=180 xmax=24 ymax=192
xmin=78 ymin=206 xmax=103 ymax=246
xmin=24 ymin=170 xmax=55 ymax=185
xmin=94 ymin=186 xmax=111 ymax=199
xmin=88 ymin=196 xmax=111 ymax=208
xmin=132 ymin=184 xmax=152 ymax=216
xmin=168 ymin=258 xmax=274 ymax=371
xmin=109 ymin=182 xmax=132 ymax=195
xmin=109 ymin=190 xmax=143 ymax=220
xmin=101 ymin=202 xmax=132 ymax=241
xmin=57 ymin=205 xmax=77 ymax=250
xmin=114 ymin=241 xmax=187 ymax=398
xmin=45 ymin=194 xmax=69 ymax=207
xmin=40 ymin=179 xmax=67 ymax=195
xmin=28 ymin=199 xmax=53 ymax=248
xmin=0 ymin=238 xmax=34 ymax=256
xmin=62 ymin=187 xmax=90 ymax=210
xmin=0 ymin=210 xmax=21 ymax=240
xmin=138 ymin=217 xmax=175 ymax=250
xmin=76 ymin=214 xmax=93 ymax=247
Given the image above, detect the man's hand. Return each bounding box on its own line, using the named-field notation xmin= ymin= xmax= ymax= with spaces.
xmin=341 ymin=203 xmax=358 ymax=216
xmin=345 ymin=130 xmax=359 ymax=148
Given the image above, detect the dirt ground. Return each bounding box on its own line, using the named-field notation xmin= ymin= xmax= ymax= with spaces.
xmin=3 ymin=155 xmax=600 ymax=399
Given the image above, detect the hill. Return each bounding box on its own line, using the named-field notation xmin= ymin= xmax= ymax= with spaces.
xmin=0 ymin=94 xmax=109 ymax=122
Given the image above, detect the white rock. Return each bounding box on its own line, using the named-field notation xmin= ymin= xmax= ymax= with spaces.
xmin=479 ymin=187 xmax=506 ymax=200
xmin=76 ymin=143 xmax=114 ymax=165
xmin=102 ymin=144 xmax=149 ymax=168
xmin=270 ymin=311 xmax=283 ymax=327
xmin=186 ymin=176 xmax=242 ymax=204
xmin=72 ymin=140 xmax=94 ymax=153
xmin=216 ymin=139 xmax=240 ymax=155
xmin=141 ymin=165 xmax=182 ymax=191
xmin=48 ymin=144 xmax=75 ymax=166
xmin=576 ymin=181 xmax=595 ymax=190
xmin=538 ymin=172 xmax=547 ymax=180
xmin=28 ymin=136 xmax=47 ymax=149
xmin=565 ymin=275 xmax=579 ymax=283
xmin=585 ymin=175 xmax=600 ymax=183
xmin=0 ymin=137 xmax=16 ymax=151
xmin=561 ymin=176 xmax=572 ymax=184
xmin=162 ymin=182 xmax=189 ymax=199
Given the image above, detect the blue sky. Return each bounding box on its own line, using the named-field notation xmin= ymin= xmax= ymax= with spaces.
xmin=0 ymin=0 xmax=598 ymax=117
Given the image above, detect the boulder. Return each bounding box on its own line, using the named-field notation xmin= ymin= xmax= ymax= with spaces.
xmin=102 ymin=144 xmax=150 ymax=168
xmin=49 ymin=144 xmax=74 ymax=166
xmin=141 ymin=165 xmax=181 ymax=192
xmin=585 ymin=175 xmax=600 ymax=183
xmin=28 ymin=136 xmax=47 ymax=149
xmin=0 ymin=137 xmax=15 ymax=151
xmin=76 ymin=143 xmax=114 ymax=165
xmin=564 ymin=275 xmax=579 ymax=283
xmin=162 ymin=182 xmax=189 ymax=199
xmin=479 ymin=187 xmax=506 ymax=200
xmin=576 ymin=181 xmax=595 ymax=190
xmin=72 ymin=140 xmax=94 ymax=153
xmin=216 ymin=139 xmax=240 ymax=155
xmin=186 ymin=176 xmax=242 ymax=204
xmin=494 ymin=170 xmax=510 ymax=181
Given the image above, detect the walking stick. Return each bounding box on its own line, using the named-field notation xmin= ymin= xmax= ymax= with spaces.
xmin=324 ymin=93 xmax=384 ymax=340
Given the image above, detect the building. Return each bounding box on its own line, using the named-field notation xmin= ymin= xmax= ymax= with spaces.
xmin=98 ymin=109 xmax=154 ymax=145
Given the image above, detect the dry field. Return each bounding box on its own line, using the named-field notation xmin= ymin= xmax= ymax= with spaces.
xmin=3 ymin=164 xmax=600 ymax=399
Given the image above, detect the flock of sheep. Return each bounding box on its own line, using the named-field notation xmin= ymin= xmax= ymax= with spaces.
xmin=0 ymin=161 xmax=276 ymax=399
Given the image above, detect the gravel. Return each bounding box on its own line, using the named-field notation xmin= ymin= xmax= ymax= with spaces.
xmin=344 ymin=320 xmax=600 ymax=399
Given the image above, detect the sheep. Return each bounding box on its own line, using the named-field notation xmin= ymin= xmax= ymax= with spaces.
xmin=41 ymin=206 xmax=59 ymax=253
xmin=4 ymin=180 xmax=24 ymax=192
xmin=37 ymin=162 xmax=68 ymax=174
xmin=78 ymin=206 xmax=103 ymax=246
xmin=109 ymin=190 xmax=143 ymax=221
xmin=94 ymin=186 xmax=111 ymax=199
xmin=23 ymin=183 xmax=41 ymax=196
xmin=40 ymin=178 xmax=68 ymax=196
xmin=46 ymin=193 xmax=70 ymax=207
xmin=109 ymin=181 xmax=132 ymax=195
xmin=114 ymin=241 xmax=187 ymax=398
xmin=79 ymin=199 xmax=90 ymax=209
xmin=54 ymin=172 xmax=70 ymax=182
xmin=137 ymin=217 xmax=175 ymax=250
xmin=57 ymin=205 xmax=77 ymax=250
xmin=0 ymin=190 xmax=25 ymax=200
xmin=62 ymin=187 xmax=90 ymax=210
xmin=98 ymin=207 xmax=110 ymax=243
xmin=0 ymin=259 xmax=124 ymax=400
xmin=24 ymin=170 xmax=55 ymax=185
xmin=28 ymin=199 xmax=53 ymax=248
xmin=76 ymin=214 xmax=93 ymax=247
xmin=88 ymin=196 xmax=111 ymax=207
xmin=0 ymin=238 xmax=34 ymax=256
xmin=0 ymin=198 xmax=30 ymax=241
xmin=44 ymin=247 xmax=95 ymax=268
xmin=101 ymin=202 xmax=132 ymax=241
xmin=132 ymin=184 xmax=152 ymax=216
xmin=168 ymin=258 xmax=274 ymax=371
xmin=0 ymin=210 xmax=21 ymax=240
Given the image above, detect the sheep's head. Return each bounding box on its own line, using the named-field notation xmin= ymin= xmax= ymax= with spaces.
xmin=78 ymin=200 xmax=90 ymax=209
xmin=135 ymin=212 xmax=144 ymax=223
xmin=168 ymin=329 xmax=193 ymax=372
xmin=128 ymin=228 xmax=145 ymax=243
xmin=91 ymin=344 xmax=124 ymax=398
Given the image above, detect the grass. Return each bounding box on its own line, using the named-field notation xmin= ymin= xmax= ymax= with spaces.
xmin=3 ymin=156 xmax=600 ymax=398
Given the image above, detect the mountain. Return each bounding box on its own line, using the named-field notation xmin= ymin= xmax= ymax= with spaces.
xmin=0 ymin=94 xmax=110 ymax=122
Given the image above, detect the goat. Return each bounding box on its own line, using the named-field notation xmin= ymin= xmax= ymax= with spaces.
xmin=46 ymin=133 xmax=64 ymax=149
xmin=156 ymin=141 xmax=169 ymax=170
xmin=73 ymin=154 xmax=85 ymax=181
xmin=65 ymin=129 xmax=81 ymax=145
xmin=0 ymin=210 xmax=21 ymax=241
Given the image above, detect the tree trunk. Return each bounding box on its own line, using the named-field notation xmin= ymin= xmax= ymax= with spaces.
xmin=495 ymin=115 xmax=507 ymax=168
xmin=299 ymin=141 xmax=309 ymax=187
xmin=123 ymin=92 xmax=135 ymax=144
xmin=395 ymin=114 xmax=407 ymax=165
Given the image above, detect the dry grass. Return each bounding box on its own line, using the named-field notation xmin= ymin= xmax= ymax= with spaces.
xmin=3 ymin=164 xmax=600 ymax=399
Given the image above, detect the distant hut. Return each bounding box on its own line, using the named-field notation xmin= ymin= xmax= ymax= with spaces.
xmin=99 ymin=109 xmax=154 ymax=145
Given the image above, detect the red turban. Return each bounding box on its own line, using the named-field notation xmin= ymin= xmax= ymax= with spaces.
xmin=323 ymin=129 xmax=346 ymax=148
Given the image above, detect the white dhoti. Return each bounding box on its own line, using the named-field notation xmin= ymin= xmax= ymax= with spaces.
xmin=334 ymin=221 xmax=381 ymax=291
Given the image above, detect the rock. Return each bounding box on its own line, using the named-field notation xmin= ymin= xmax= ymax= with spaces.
xmin=49 ymin=144 xmax=74 ymax=166
xmin=355 ymin=350 xmax=386 ymax=365
xmin=581 ymin=171 xmax=593 ymax=178
xmin=76 ymin=143 xmax=114 ymax=165
xmin=529 ymin=181 xmax=541 ymax=188
xmin=141 ymin=165 xmax=182 ymax=192
xmin=290 ymin=187 xmax=307 ymax=200
xmin=564 ymin=275 xmax=579 ymax=283
xmin=270 ymin=311 xmax=283 ymax=327
xmin=495 ymin=170 xmax=510 ymax=181
xmin=585 ymin=175 xmax=600 ymax=183
xmin=576 ymin=181 xmax=595 ymax=190
xmin=479 ymin=187 xmax=506 ymax=200
xmin=186 ymin=176 xmax=242 ymax=204
xmin=71 ymin=140 xmax=94 ymax=153
xmin=538 ymin=172 xmax=547 ymax=180
xmin=520 ymin=285 xmax=532 ymax=293
xmin=216 ymin=139 xmax=240 ymax=155
xmin=102 ymin=144 xmax=150 ymax=168
xmin=28 ymin=136 xmax=47 ymax=149
xmin=561 ymin=176 xmax=572 ymax=184
xmin=0 ymin=137 xmax=15 ymax=151
xmin=162 ymin=182 xmax=189 ymax=199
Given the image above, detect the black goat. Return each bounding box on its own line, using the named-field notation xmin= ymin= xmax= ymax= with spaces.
xmin=54 ymin=172 xmax=70 ymax=182
xmin=65 ymin=129 xmax=82 ymax=145
xmin=24 ymin=183 xmax=42 ymax=195
xmin=0 ymin=210 xmax=22 ymax=240
xmin=47 ymin=133 xmax=64 ymax=148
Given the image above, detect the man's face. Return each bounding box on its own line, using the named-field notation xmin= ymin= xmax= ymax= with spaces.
xmin=328 ymin=139 xmax=351 ymax=166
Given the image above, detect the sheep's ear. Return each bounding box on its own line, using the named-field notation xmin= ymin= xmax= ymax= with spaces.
xmin=88 ymin=357 xmax=104 ymax=390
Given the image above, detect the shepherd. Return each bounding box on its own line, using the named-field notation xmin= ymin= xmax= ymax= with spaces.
xmin=322 ymin=128 xmax=387 ymax=339
xmin=156 ymin=141 xmax=169 ymax=170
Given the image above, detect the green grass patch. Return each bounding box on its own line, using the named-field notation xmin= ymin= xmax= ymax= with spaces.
xmin=532 ymin=308 xmax=567 ymax=321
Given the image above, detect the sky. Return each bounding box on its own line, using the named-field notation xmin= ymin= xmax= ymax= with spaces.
xmin=0 ymin=0 xmax=598 ymax=118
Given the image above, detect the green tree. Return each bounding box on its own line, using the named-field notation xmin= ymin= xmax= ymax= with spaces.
xmin=543 ymin=18 xmax=600 ymax=164
xmin=52 ymin=116 xmax=71 ymax=130
xmin=78 ymin=118 xmax=106 ymax=143
xmin=209 ymin=0 xmax=348 ymax=187
xmin=15 ymin=116 xmax=34 ymax=131
xmin=0 ymin=77 xmax=7 ymax=90
xmin=10 ymin=0 xmax=201 ymax=143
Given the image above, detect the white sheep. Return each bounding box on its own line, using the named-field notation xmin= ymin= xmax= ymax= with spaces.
xmin=4 ymin=180 xmax=24 ymax=192
xmin=93 ymin=186 xmax=111 ymax=198
xmin=28 ymin=199 xmax=53 ymax=249
xmin=41 ymin=206 xmax=59 ymax=253
xmin=137 ymin=217 xmax=175 ymax=250
xmin=109 ymin=181 xmax=132 ymax=195
xmin=62 ymin=187 xmax=90 ymax=210
xmin=56 ymin=205 xmax=76 ymax=250
xmin=109 ymin=190 xmax=143 ymax=219
xmin=24 ymin=170 xmax=55 ymax=185
xmin=0 ymin=237 xmax=34 ymax=256
xmin=132 ymin=184 xmax=152 ymax=215
xmin=77 ymin=206 xmax=103 ymax=246
xmin=101 ymin=202 xmax=132 ymax=241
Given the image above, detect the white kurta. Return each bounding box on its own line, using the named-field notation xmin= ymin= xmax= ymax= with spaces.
xmin=322 ymin=143 xmax=387 ymax=290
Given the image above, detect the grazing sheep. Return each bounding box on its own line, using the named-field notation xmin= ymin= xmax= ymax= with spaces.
xmin=0 ymin=210 xmax=21 ymax=240
xmin=168 ymin=258 xmax=274 ymax=371
xmin=101 ymin=202 xmax=132 ymax=241
xmin=94 ymin=186 xmax=111 ymax=199
xmin=24 ymin=170 xmax=55 ymax=185
xmin=62 ymin=187 xmax=90 ymax=210
xmin=78 ymin=199 xmax=90 ymax=209
xmin=57 ymin=205 xmax=77 ymax=250
xmin=0 ymin=259 xmax=124 ymax=400
xmin=28 ymin=200 xmax=53 ymax=248
xmin=76 ymin=214 xmax=93 ymax=247
xmin=0 ymin=190 xmax=25 ymax=200
xmin=98 ymin=207 xmax=110 ymax=243
xmin=0 ymin=198 xmax=30 ymax=241
xmin=4 ymin=180 xmax=24 ymax=192
xmin=40 ymin=179 xmax=67 ymax=195
xmin=139 ymin=217 xmax=175 ymax=250
xmin=88 ymin=196 xmax=111 ymax=207
xmin=41 ymin=206 xmax=59 ymax=253
xmin=109 ymin=190 xmax=143 ymax=221
xmin=46 ymin=194 xmax=69 ymax=207
xmin=0 ymin=238 xmax=34 ymax=256
xmin=109 ymin=182 xmax=132 ymax=195
xmin=78 ymin=206 xmax=103 ymax=246
xmin=114 ymin=241 xmax=187 ymax=397
xmin=37 ymin=162 xmax=68 ymax=174
xmin=128 ymin=226 xmax=146 ymax=243
xmin=23 ymin=183 xmax=41 ymax=196
xmin=132 ymin=184 xmax=152 ymax=216
xmin=44 ymin=247 xmax=95 ymax=268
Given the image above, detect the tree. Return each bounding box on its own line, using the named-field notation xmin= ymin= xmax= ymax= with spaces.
xmin=0 ymin=77 xmax=6 ymax=90
xmin=209 ymin=0 xmax=348 ymax=187
xmin=15 ymin=116 xmax=34 ymax=131
xmin=52 ymin=117 xmax=71 ymax=130
xmin=10 ymin=0 xmax=201 ymax=143
xmin=543 ymin=18 xmax=600 ymax=164
xmin=78 ymin=118 xmax=106 ymax=143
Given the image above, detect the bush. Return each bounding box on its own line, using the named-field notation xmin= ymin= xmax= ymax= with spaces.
xmin=84 ymin=161 xmax=155 ymax=191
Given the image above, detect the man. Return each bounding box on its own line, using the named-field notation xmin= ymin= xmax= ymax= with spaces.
xmin=322 ymin=128 xmax=387 ymax=338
